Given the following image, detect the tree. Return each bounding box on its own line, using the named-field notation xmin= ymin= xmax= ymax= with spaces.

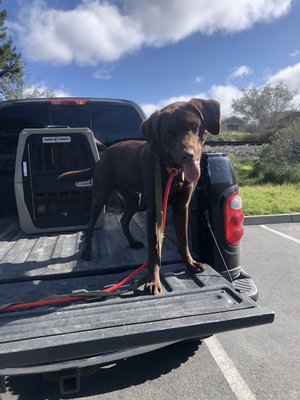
xmin=0 ymin=0 xmax=24 ymax=100
xmin=1 ymin=74 xmax=56 ymax=100
xmin=0 ymin=1 xmax=54 ymax=100
xmin=232 ymin=83 xmax=297 ymax=138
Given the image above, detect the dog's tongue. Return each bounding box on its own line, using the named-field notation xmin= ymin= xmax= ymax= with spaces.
xmin=183 ymin=160 xmax=201 ymax=183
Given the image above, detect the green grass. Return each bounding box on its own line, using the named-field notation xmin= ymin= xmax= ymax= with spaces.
xmin=231 ymin=156 xmax=263 ymax=186
xmin=239 ymin=184 xmax=300 ymax=215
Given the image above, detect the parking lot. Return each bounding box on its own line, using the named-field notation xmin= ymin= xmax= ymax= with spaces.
xmin=1 ymin=223 xmax=299 ymax=400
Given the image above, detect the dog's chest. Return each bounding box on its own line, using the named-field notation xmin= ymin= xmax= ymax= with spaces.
xmin=171 ymin=173 xmax=191 ymax=192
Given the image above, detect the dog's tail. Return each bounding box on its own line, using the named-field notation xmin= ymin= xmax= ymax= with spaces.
xmin=57 ymin=167 xmax=95 ymax=182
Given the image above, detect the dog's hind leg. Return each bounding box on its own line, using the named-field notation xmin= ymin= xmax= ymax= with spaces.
xmin=120 ymin=191 xmax=144 ymax=248
xmin=82 ymin=189 xmax=110 ymax=260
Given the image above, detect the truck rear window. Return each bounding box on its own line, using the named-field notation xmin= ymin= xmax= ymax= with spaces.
xmin=0 ymin=105 xmax=49 ymax=132
xmin=0 ymin=101 xmax=143 ymax=155
xmin=89 ymin=104 xmax=142 ymax=144
xmin=0 ymin=105 xmax=49 ymax=156
xmin=51 ymin=107 xmax=90 ymax=128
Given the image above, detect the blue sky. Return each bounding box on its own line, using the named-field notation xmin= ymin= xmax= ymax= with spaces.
xmin=3 ymin=0 xmax=300 ymax=116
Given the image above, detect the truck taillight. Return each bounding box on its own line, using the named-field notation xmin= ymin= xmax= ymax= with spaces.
xmin=49 ymin=99 xmax=87 ymax=105
xmin=225 ymin=192 xmax=244 ymax=246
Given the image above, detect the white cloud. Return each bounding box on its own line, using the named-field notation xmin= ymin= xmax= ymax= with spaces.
xmin=142 ymin=61 xmax=300 ymax=120
xmin=53 ymin=87 xmax=72 ymax=97
xmin=268 ymin=62 xmax=300 ymax=91
xmin=141 ymin=93 xmax=205 ymax=116
xmin=290 ymin=49 xmax=300 ymax=57
xmin=268 ymin=63 xmax=300 ymax=108
xmin=228 ymin=65 xmax=253 ymax=79
xmin=10 ymin=0 xmax=292 ymax=66
xmin=141 ymin=84 xmax=241 ymax=117
xmin=24 ymin=83 xmax=71 ymax=98
xmin=140 ymin=103 xmax=159 ymax=117
xmin=93 ymin=65 xmax=115 ymax=80
xmin=127 ymin=0 xmax=291 ymax=45
xmin=15 ymin=0 xmax=143 ymax=66
xmin=195 ymin=76 xmax=205 ymax=83
xmin=209 ymin=85 xmax=242 ymax=116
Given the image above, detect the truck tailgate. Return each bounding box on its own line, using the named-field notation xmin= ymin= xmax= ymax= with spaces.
xmin=0 ymin=214 xmax=274 ymax=370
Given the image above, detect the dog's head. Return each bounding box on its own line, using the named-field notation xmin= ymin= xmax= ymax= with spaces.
xmin=140 ymin=98 xmax=220 ymax=183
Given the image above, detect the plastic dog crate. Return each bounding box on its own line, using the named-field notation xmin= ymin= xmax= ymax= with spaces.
xmin=14 ymin=127 xmax=104 ymax=234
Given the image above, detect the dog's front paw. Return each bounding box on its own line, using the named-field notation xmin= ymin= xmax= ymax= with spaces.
xmin=130 ymin=240 xmax=144 ymax=249
xmin=144 ymin=279 xmax=162 ymax=295
xmin=186 ymin=259 xmax=206 ymax=274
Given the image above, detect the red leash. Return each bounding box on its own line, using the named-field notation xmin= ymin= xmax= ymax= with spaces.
xmin=103 ymin=165 xmax=180 ymax=293
xmin=0 ymin=167 xmax=180 ymax=313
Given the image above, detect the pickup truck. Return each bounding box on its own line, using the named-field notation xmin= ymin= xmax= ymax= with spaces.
xmin=0 ymin=98 xmax=274 ymax=395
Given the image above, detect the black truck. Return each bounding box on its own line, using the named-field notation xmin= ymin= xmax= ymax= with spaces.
xmin=0 ymin=98 xmax=274 ymax=394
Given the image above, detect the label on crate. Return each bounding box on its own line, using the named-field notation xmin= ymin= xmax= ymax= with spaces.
xmin=75 ymin=179 xmax=93 ymax=187
xmin=22 ymin=161 xmax=28 ymax=177
xmin=42 ymin=136 xmax=71 ymax=143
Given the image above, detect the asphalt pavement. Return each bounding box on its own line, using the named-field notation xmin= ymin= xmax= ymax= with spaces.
xmin=1 ymin=222 xmax=299 ymax=400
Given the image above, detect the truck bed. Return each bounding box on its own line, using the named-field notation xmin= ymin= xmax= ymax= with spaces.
xmin=0 ymin=211 xmax=274 ymax=371
xmin=0 ymin=210 xmax=179 ymax=292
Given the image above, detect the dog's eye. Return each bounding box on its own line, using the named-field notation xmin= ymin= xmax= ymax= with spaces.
xmin=189 ymin=123 xmax=198 ymax=133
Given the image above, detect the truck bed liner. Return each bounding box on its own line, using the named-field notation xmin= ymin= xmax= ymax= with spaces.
xmin=0 ymin=211 xmax=166 ymax=283
xmin=0 ymin=211 xmax=179 ymax=304
xmin=0 ymin=263 xmax=273 ymax=369
xmin=0 ymin=212 xmax=274 ymax=370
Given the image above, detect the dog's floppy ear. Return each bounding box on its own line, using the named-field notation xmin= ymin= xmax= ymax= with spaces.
xmin=189 ymin=98 xmax=221 ymax=135
xmin=140 ymin=110 xmax=161 ymax=152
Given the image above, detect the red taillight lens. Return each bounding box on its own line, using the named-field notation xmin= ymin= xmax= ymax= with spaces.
xmin=225 ymin=192 xmax=244 ymax=246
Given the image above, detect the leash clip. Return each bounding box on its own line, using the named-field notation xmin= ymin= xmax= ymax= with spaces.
xmin=166 ymin=165 xmax=182 ymax=175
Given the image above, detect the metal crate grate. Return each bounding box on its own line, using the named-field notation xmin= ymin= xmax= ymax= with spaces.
xmin=14 ymin=128 xmax=102 ymax=233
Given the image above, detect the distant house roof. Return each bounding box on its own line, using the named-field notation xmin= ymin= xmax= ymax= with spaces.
xmin=276 ymin=110 xmax=300 ymax=128
xmin=222 ymin=116 xmax=245 ymax=123
xmin=221 ymin=116 xmax=246 ymax=132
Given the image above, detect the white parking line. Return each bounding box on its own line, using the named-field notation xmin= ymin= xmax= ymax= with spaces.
xmin=260 ymin=225 xmax=300 ymax=244
xmin=205 ymin=336 xmax=257 ymax=400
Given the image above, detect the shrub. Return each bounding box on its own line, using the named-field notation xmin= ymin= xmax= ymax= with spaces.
xmin=259 ymin=121 xmax=300 ymax=183
xmin=262 ymin=163 xmax=300 ymax=184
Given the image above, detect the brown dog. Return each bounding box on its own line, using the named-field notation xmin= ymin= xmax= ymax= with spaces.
xmin=58 ymin=98 xmax=220 ymax=294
